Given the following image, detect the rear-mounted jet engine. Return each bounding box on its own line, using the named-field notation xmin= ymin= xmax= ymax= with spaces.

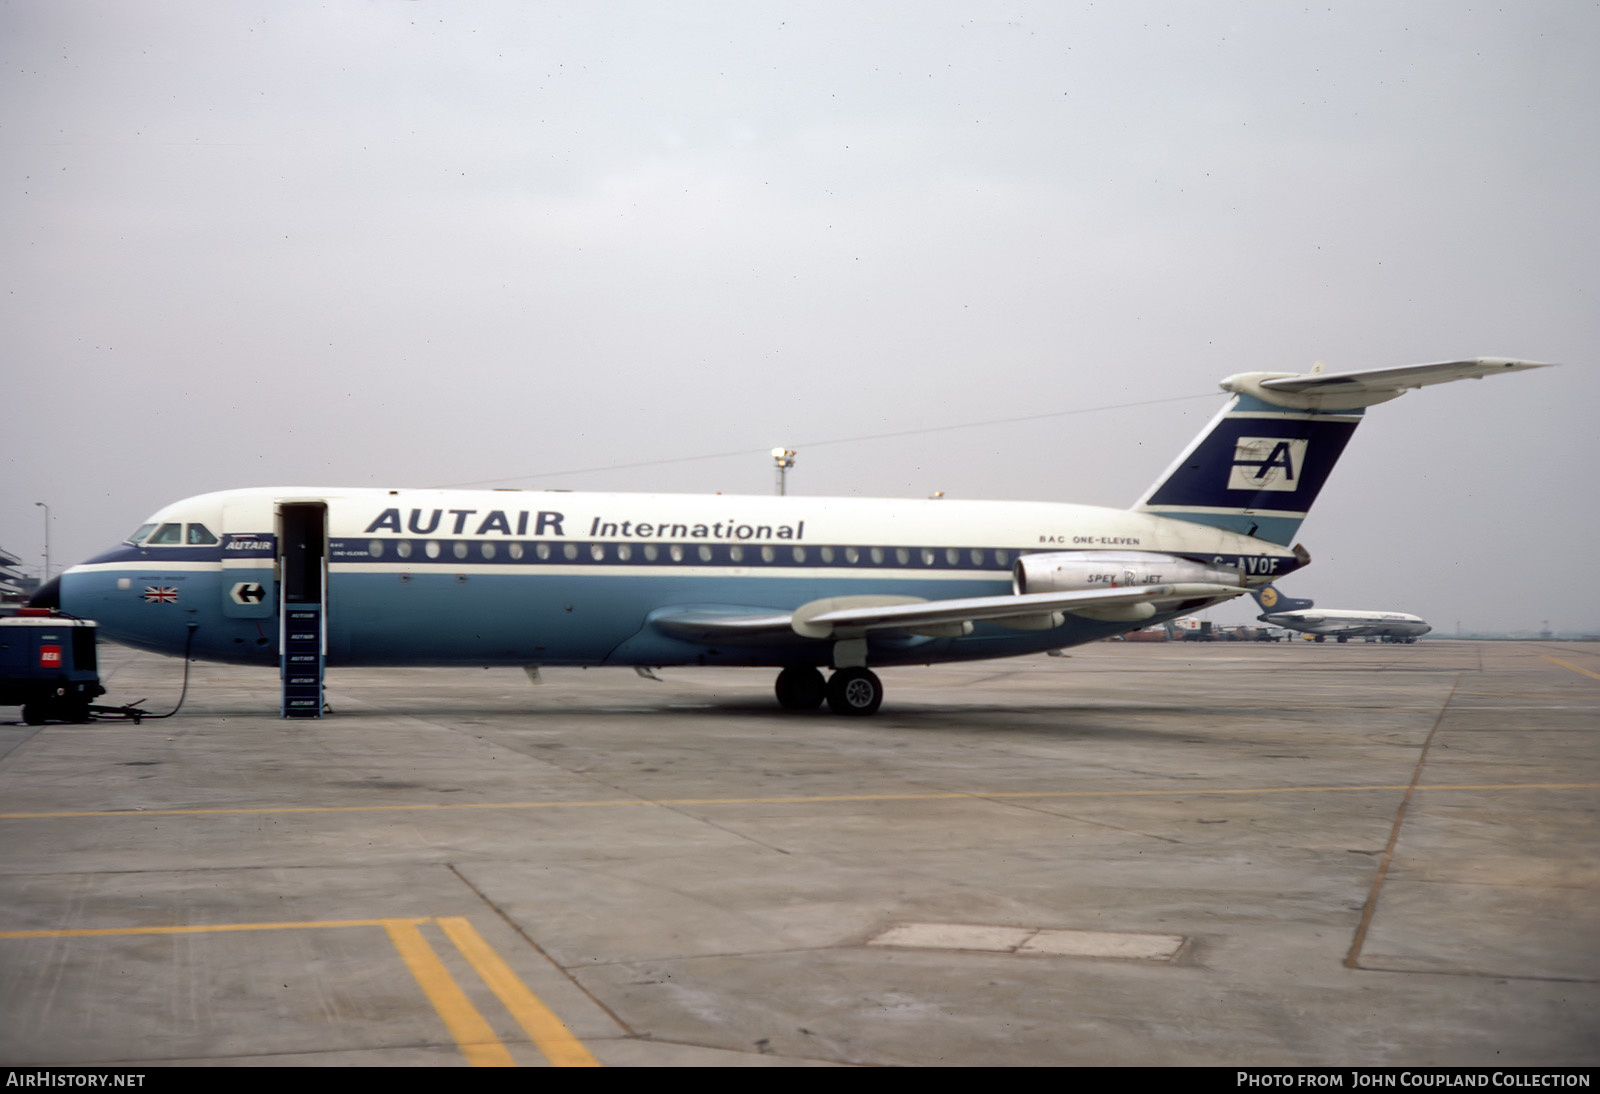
xmin=1012 ymin=551 xmax=1246 ymax=624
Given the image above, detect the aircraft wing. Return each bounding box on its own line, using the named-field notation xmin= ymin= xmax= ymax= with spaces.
xmin=797 ymin=584 xmax=1241 ymax=634
xmin=1258 ymin=358 xmax=1551 ymax=396
xmin=647 ymin=605 xmax=798 ymax=642
xmin=651 ymin=583 xmax=1245 ymax=643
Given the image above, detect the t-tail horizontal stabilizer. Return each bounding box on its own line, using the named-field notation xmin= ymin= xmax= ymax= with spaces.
xmin=1133 ymin=357 xmax=1552 ymax=545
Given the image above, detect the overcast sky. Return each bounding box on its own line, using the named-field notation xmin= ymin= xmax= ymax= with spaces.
xmin=3 ymin=1 xmax=1595 ymax=633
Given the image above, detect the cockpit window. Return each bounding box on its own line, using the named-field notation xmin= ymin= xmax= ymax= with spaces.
xmin=125 ymin=524 xmax=157 ymax=546
xmin=146 ymin=523 xmax=183 ymax=545
xmin=186 ymin=523 xmax=218 ymax=545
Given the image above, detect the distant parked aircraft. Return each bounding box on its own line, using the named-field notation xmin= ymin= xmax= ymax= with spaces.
xmin=1250 ymin=585 xmax=1430 ymax=643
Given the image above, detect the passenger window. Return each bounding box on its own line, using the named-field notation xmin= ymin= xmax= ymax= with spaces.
xmin=618 ymin=544 xmax=632 ymax=561
xmin=821 ymin=546 xmax=835 ymax=563
xmin=147 ymin=523 xmax=182 ymax=545
xmin=481 ymin=542 xmax=497 ymax=559
xmin=698 ymin=545 xmax=713 ymax=562
xmin=970 ymin=548 xmax=983 ymax=566
xmin=921 ymin=549 xmax=935 ymax=566
xmin=895 ymin=548 xmax=909 ymax=565
xmin=728 ymin=545 xmax=744 ymax=562
xmin=186 ymin=524 xmax=219 ymax=545
xmin=563 ymin=543 xmax=578 ymax=560
xmin=946 ymin=548 xmax=960 ymax=566
xmin=845 ymin=547 xmax=860 ymax=564
xmin=761 ymin=546 xmax=776 ymax=563
xmin=590 ymin=544 xmax=606 ymax=561
xmin=644 ymin=544 xmax=659 ymax=561
xmin=792 ymin=546 xmax=806 ymax=563
xmin=870 ymin=547 xmax=884 ymax=564
xmin=670 ymin=544 xmax=684 ymax=562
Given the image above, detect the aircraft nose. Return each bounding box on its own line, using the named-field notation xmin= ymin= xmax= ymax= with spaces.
xmin=28 ymin=575 xmax=61 ymax=610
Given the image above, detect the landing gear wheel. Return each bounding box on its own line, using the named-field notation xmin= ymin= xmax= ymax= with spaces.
xmin=826 ymin=667 xmax=883 ymax=716
xmin=775 ymin=666 xmax=826 ymax=710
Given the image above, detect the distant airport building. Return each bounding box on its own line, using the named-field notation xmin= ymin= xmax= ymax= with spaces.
xmin=0 ymin=546 xmax=37 ymax=616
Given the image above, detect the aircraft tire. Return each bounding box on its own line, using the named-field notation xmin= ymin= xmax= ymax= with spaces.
xmin=826 ymin=667 xmax=883 ymax=716
xmin=775 ymin=665 xmax=827 ymax=710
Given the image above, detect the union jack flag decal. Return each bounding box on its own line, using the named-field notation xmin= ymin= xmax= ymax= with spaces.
xmin=143 ymin=586 xmax=180 ymax=603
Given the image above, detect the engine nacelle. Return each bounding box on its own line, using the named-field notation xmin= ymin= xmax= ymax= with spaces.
xmin=1012 ymin=551 xmax=1240 ymax=596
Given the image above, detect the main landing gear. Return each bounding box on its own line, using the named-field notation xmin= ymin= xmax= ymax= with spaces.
xmin=775 ymin=665 xmax=826 ymax=710
xmin=774 ymin=665 xmax=884 ymax=716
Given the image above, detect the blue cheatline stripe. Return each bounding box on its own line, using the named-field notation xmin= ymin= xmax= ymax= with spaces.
xmin=78 ymin=544 xmax=225 ymax=565
xmin=329 ymin=539 xmax=1028 ymax=571
xmin=77 ymin=538 xmax=1310 ymax=577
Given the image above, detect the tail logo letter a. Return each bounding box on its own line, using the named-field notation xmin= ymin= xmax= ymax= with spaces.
xmin=1228 ymin=437 xmax=1307 ymax=492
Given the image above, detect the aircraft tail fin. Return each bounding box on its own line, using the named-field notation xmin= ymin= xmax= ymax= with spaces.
xmin=1251 ymin=585 xmax=1314 ymax=615
xmin=1133 ymin=358 xmax=1551 ymax=545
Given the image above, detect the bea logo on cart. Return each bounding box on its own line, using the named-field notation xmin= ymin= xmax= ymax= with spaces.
xmin=39 ymin=645 xmax=61 ymax=668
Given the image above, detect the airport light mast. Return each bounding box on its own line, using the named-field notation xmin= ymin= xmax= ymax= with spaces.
xmin=34 ymin=501 xmax=49 ymax=582
xmin=772 ymin=448 xmax=796 ymax=496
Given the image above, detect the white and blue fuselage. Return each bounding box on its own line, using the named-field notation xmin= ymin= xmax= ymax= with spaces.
xmin=59 ymin=488 xmax=1292 ymax=668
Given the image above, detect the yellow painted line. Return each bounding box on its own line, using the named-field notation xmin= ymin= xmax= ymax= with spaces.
xmin=0 ymin=917 xmax=424 ymax=939
xmin=2 ymin=782 xmax=1596 ymax=823
xmin=383 ymin=918 xmax=515 ymax=1068
xmin=1542 ymin=655 xmax=1600 ymax=682
xmin=0 ymin=915 xmax=595 ymax=1068
xmin=438 ymin=916 xmax=601 ymax=1067
xmin=0 ymin=800 xmax=653 ymax=820
xmin=1458 ymin=692 xmax=1600 ymax=699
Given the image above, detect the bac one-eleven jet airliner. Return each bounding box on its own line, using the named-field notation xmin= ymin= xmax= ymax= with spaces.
xmin=35 ymin=358 xmax=1546 ymax=716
